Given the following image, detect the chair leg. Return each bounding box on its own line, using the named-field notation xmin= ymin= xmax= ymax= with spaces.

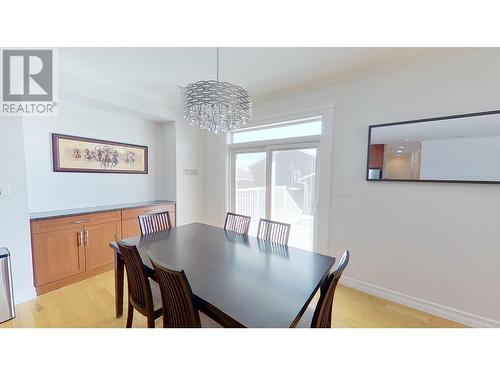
xmin=147 ymin=316 xmax=155 ymax=328
xmin=126 ymin=301 xmax=134 ymax=328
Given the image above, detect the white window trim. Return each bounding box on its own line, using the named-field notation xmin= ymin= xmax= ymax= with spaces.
xmin=226 ymin=108 xmax=335 ymax=254
xmin=229 ymin=134 xmax=320 ymax=151
xmin=229 ymin=115 xmax=322 ymax=145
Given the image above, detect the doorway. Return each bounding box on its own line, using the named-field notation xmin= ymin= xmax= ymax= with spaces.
xmin=232 ymin=145 xmax=318 ymax=250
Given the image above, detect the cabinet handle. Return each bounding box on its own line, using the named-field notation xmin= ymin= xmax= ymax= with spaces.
xmin=77 ymin=231 xmax=83 ymax=246
xmin=76 ymin=231 xmax=84 ymax=270
xmin=84 ymin=230 xmax=89 ymax=245
xmin=71 ymin=219 xmax=95 ymax=224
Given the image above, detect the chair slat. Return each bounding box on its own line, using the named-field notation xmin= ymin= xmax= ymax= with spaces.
xmin=224 ymin=212 xmax=251 ymax=235
xmin=310 ymin=250 xmax=350 ymax=328
xmin=257 ymin=219 xmax=291 ymax=245
xmin=150 ymin=257 xmax=202 ymax=328
xmin=116 ymin=241 xmax=162 ymax=328
xmin=139 ymin=211 xmax=172 ymax=235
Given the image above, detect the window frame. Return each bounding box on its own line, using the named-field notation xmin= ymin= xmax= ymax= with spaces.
xmin=229 ymin=116 xmax=323 ymax=146
xmin=228 ymin=116 xmax=323 ymax=249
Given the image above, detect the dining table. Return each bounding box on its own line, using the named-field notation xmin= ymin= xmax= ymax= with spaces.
xmin=109 ymin=222 xmax=336 ymax=328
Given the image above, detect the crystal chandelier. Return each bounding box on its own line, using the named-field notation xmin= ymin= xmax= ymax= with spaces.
xmin=182 ymin=48 xmax=252 ymax=134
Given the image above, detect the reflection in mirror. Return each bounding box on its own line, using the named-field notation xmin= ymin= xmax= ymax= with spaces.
xmin=367 ymin=110 xmax=500 ymax=183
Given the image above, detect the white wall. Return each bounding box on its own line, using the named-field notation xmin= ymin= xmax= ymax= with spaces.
xmin=420 ymin=136 xmax=500 ymax=180
xmin=202 ymin=48 xmax=500 ymax=326
xmin=174 ymin=119 xmax=205 ymax=225
xmin=60 ymin=70 xmax=206 ymax=226
xmin=0 ymin=117 xmax=35 ymax=303
xmin=0 ymin=71 xmax=206 ymax=306
xmin=203 ymin=132 xmax=228 ymax=227
xmin=58 ymin=64 xmax=206 ymax=226
xmin=22 ymin=98 xmax=176 ymax=212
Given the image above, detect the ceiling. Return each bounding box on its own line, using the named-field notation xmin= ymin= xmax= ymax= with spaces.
xmin=59 ymin=47 xmax=464 ymax=105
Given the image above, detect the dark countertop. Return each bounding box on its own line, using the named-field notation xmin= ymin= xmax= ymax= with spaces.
xmin=29 ymin=200 xmax=176 ymax=221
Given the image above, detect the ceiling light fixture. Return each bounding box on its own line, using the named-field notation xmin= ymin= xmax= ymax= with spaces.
xmin=182 ymin=47 xmax=252 ymax=134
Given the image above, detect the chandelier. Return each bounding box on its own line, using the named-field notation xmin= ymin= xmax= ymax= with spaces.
xmin=182 ymin=48 xmax=252 ymax=134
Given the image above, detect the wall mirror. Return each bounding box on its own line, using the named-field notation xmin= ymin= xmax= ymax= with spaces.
xmin=367 ymin=110 xmax=500 ymax=183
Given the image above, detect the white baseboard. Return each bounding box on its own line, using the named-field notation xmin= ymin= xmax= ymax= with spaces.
xmin=341 ymin=277 xmax=500 ymax=328
xmin=14 ymin=287 xmax=36 ymax=305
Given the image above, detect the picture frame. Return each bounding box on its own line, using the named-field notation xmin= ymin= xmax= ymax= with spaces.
xmin=52 ymin=133 xmax=148 ymax=174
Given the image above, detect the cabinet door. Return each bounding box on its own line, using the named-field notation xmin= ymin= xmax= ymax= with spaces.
xmin=121 ymin=207 xmax=176 ymax=238
xmin=122 ymin=218 xmax=141 ymax=239
xmin=84 ymin=221 xmax=121 ymax=271
xmin=32 ymin=228 xmax=85 ymax=286
xmin=169 ymin=209 xmax=176 ymax=227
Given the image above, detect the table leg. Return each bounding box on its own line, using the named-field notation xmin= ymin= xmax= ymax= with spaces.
xmin=114 ymin=252 xmax=124 ymax=318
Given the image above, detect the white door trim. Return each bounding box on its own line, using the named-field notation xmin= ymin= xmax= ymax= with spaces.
xmin=227 ymin=107 xmax=335 ymax=254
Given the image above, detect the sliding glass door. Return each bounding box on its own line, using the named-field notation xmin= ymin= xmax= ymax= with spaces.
xmin=234 ymin=152 xmax=267 ymax=236
xmin=271 ymin=148 xmax=316 ymax=250
xmin=232 ymin=145 xmax=318 ymax=250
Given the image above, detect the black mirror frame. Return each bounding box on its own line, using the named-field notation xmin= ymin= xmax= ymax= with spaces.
xmin=366 ymin=109 xmax=500 ymax=184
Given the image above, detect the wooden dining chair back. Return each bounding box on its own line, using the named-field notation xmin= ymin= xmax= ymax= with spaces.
xmin=257 ymin=219 xmax=291 ymax=245
xmin=310 ymin=250 xmax=350 ymax=328
xmin=150 ymin=257 xmax=202 ymax=328
xmin=139 ymin=211 xmax=172 ymax=235
xmin=224 ymin=212 xmax=251 ymax=235
xmin=116 ymin=240 xmax=162 ymax=328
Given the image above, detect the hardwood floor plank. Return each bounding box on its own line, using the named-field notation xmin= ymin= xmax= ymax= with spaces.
xmin=0 ymin=271 xmax=466 ymax=328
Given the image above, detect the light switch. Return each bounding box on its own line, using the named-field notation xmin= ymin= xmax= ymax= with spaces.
xmin=0 ymin=186 xmax=11 ymax=198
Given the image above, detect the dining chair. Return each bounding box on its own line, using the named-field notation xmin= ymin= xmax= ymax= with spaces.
xmin=150 ymin=256 xmax=221 ymax=328
xmin=297 ymin=250 xmax=350 ymax=328
xmin=138 ymin=211 xmax=172 ymax=235
xmin=256 ymin=218 xmax=291 ymax=245
xmin=116 ymin=240 xmax=163 ymax=328
xmin=224 ymin=212 xmax=251 ymax=235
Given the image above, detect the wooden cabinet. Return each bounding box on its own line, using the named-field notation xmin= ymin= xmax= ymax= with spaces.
xmin=31 ymin=210 xmax=121 ymax=295
xmin=32 ymin=228 xmax=85 ymax=287
xmin=122 ymin=203 xmax=176 ymax=238
xmin=85 ymin=221 xmax=121 ymax=271
xmin=30 ymin=202 xmax=176 ymax=295
xmin=369 ymin=144 xmax=385 ymax=169
xmin=122 ymin=218 xmax=141 ymax=239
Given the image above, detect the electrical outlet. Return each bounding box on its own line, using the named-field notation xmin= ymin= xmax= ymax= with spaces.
xmin=0 ymin=186 xmax=11 ymax=198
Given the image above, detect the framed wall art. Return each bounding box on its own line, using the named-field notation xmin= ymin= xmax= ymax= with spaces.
xmin=52 ymin=133 xmax=148 ymax=174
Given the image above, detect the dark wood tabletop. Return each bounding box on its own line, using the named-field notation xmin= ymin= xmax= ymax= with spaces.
xmin=110 ymin=222 xmax=335 ymax=328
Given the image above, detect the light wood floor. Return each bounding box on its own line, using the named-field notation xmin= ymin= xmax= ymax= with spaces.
xmin=0 ymin=271 xmax=466 ymax=328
